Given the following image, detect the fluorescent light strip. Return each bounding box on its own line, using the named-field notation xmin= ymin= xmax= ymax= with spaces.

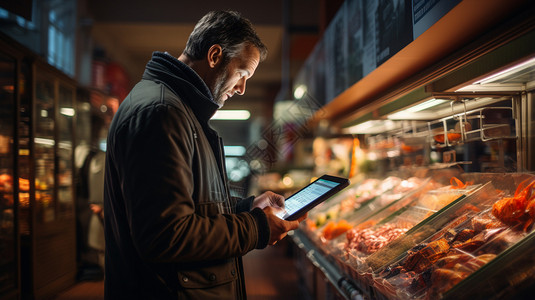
xmin=224 ymin=146 xmax=246 ymax=156
xmin=387 ymin=98 xmax=450 ymax=120
xmin=60 ymin=107 xmax=75 ymax=116
xmin=211 ymin=110 xmax=250 ymax=120
xmin=476 ymin=56 xmax=535 ymax=85
xmin=34 ymin=138 xmax=55 ymax=146
xmin=404 ymin=98 xmax=450 ymax=112
xmin=345 ymin=120 xmax=398 ymax=134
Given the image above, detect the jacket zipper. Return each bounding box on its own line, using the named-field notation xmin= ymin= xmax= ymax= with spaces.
xmin=217 ymin=136 xmax=246 ymax=299
xmin=217 ymin=136 xmax=233 ymax=211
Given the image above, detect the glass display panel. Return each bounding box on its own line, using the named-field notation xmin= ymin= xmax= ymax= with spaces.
xmin=35 ymin=75 xmax=55 ymax=223
xmin=371 ymin=173 xmax=535 ymax=299
xmin=0 ymin=52 xmax=17 ymax=296
xmin=57 ymin=84 xmax=74 ymax=218
xmin=18 ymin=62 xmax=31 ymax=235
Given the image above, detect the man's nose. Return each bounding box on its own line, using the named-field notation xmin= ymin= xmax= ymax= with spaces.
xmin=235 ymin=77 xmax=246 ymax=95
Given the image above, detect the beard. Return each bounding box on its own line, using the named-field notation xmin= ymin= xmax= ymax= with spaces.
xmin=210 ymin=63 xmax=229 ymax=107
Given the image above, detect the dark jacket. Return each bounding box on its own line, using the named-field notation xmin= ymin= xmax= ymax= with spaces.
xmin=103 ymin=51 xmax=270 ymax=299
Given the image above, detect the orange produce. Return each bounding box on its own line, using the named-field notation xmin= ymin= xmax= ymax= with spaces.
xmin=492 ymin=178 xmax=535 ymax=231
xmin=0 ymin=174 xmax=13 ymax=191
xmin=322 ymin=219 xmax=353 ymax=240
xmin=449 ymin=177 xmax=472 ymax=189
xmin=19 ymin=178 xmax=30 ymax=191
xmin=306 ymin=219 xmax=317 ymax=231
xmin=434 ymin=132 xmax=461 ymax=144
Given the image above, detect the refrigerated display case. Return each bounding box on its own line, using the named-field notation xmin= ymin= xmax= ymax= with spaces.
xmin=286 ymin=1 xmax=535 ymax=299
xmin=0 ymin=49 xmax=19 ymax=300
xmin=0 ymin=33 xmax=77 ymax=300
xmin=19 ymin=60 xmax=77 ymax=300
xmin=371 ymin=173 xmax=535 ymax=300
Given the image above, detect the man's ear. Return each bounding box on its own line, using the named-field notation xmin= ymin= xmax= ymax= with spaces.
xmin=207 ymin=44 xmax=223 ymax=68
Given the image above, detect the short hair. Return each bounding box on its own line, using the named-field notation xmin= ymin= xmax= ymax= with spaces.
xmin=183 ymin=11 xmax=268 ymax=64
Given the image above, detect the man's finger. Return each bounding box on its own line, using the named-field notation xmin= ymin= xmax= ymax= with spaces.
xmin=297 ymin=212 xmax=308 ymax=222
xmin=272 ymin=194 xmax=285 ymax=207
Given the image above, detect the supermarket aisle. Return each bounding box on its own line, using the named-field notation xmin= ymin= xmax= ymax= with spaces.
xmin=243 ymin=238 xmax=302 ymax=300
xmin=53 ymin=238 xmax=301 ymax=300
xmin=52 ymin=280 xmax=104 ymax=300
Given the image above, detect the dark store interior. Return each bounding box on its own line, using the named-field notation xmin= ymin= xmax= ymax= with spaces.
xmin=2 ymin=0 xmax=535 ymax=299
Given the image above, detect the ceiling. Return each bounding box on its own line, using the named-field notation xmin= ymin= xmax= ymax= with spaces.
xmin=82 ymin=0 xmax=335 ymax=119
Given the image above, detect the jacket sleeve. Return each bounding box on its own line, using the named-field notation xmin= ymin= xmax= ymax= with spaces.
xmin=235 ymin=196 xmax=254 ymax=213
xmin=116 ymin=101 xmax=269 ymax=264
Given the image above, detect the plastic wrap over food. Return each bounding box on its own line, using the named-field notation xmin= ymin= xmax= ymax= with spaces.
xmin=372 ymin=174 xmax=535 ymax=300
xmin=343 ymin=177 xmax=475 ymax=263
xmin=304 ymin=176 xmax=426 ymax=244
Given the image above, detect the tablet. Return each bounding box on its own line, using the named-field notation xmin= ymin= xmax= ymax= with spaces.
xmin=276 ymin=175 xmax=350 ymax=221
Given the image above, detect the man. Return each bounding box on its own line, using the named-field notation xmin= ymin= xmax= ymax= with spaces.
xmin=103 ymin=10 xmax=304 ymax=300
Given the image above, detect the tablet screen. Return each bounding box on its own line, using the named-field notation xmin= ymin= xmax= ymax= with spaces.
xmin=276 ymin=177 xmax=344 ymax=220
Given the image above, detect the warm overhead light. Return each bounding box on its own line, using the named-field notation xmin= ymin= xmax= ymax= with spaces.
xmin=81 ymin=102 xmax=91 ymax=111
xmin=293 ymin=85 xmax=307 ymax=99
xmin=403 ymin=98 xmax=449 ymax=112
xmin=58 ymin=141 xmax=72 ymax=149
xmin=474 ymin=56 xmax=535 ymax=85
xmin=345 ymin=120 xmax=398 ymax=134
xmin=60 ymin=107 xmax=75 ymax=116
xmin=224 ymin=146 xmax=246 ymax=156
xmin=211 ymin=110 xmax=250 ymax=120
xmin=387 ymin=98 xmax=449 ymax=120
xmin=34 ymin=138 xmax=55 ymax=146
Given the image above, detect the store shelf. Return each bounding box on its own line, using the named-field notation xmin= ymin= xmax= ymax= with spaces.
xmin=429 ymin=105 xmax=516 ymax=148
xmin=290 ymin=230 xmax=366 ymax=300
xmin=294 ymin=173 xmax=535 ymax=299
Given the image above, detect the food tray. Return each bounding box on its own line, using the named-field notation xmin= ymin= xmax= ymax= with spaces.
xmin=371 ymin=173 xmax=535 ymax=299
xmin=304 ymin=176 xmax=421 ymax=247
xmin=364 ymin=182 xmax=490 ymax=273
xmin=444 ymin=229 xmax=535 ymax=299
xmin=305 ymin=178 xmax=382 ymax=230
xmin=325 ymin=181 xmax=481 ymax=294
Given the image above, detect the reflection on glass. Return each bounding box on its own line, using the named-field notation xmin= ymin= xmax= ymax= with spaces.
xmin=57 ymin=85 xmax=74 ymax=218
xmin=18 ymin=61 xmax=31 ymax=235
xmin=0 ymin=53 xmax=17 ymax=295
xmin=35 ymin=76 xmax=55 ymax=223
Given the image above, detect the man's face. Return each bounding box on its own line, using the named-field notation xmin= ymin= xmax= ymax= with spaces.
xmin=210 ymin=44 xmax=260 ymax=107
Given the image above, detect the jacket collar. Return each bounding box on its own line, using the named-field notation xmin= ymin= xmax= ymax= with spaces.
xmin=142 ymin=51 xmax=220 ymax=123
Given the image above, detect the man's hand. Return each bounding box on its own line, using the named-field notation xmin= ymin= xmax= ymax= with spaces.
xmin=263 ymin=206 xmax=307 ymax=245
xmin=90 ymin=204 xmax=104 ymax=219
xmin=252 ymin=191 xmax=285 ymax=210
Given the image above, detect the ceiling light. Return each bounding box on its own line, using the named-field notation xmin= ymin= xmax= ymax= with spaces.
xmin=80 ymin=102 xmax=91 ymax=111
xmin=224 ymin=146 xmax=246 ymax=156
xmin=34 ymin=138 xmax=55 ymax=146
xmin=211 ymin=110 xmax=250 ymax=120
xmin=405 ymin=98 xmax=450 ymax=112
xmin=293 ymin=85 xmax=307 ymax=99
xmin=345 ymin=120 xmax=398 ymax=134
xmin=60 ymin=107 xmax=75 ymax=116
xmin=387 ymin=98 xmax=449 ymax=120
xmin=474 ymin=56 xmax=535 ymax=85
